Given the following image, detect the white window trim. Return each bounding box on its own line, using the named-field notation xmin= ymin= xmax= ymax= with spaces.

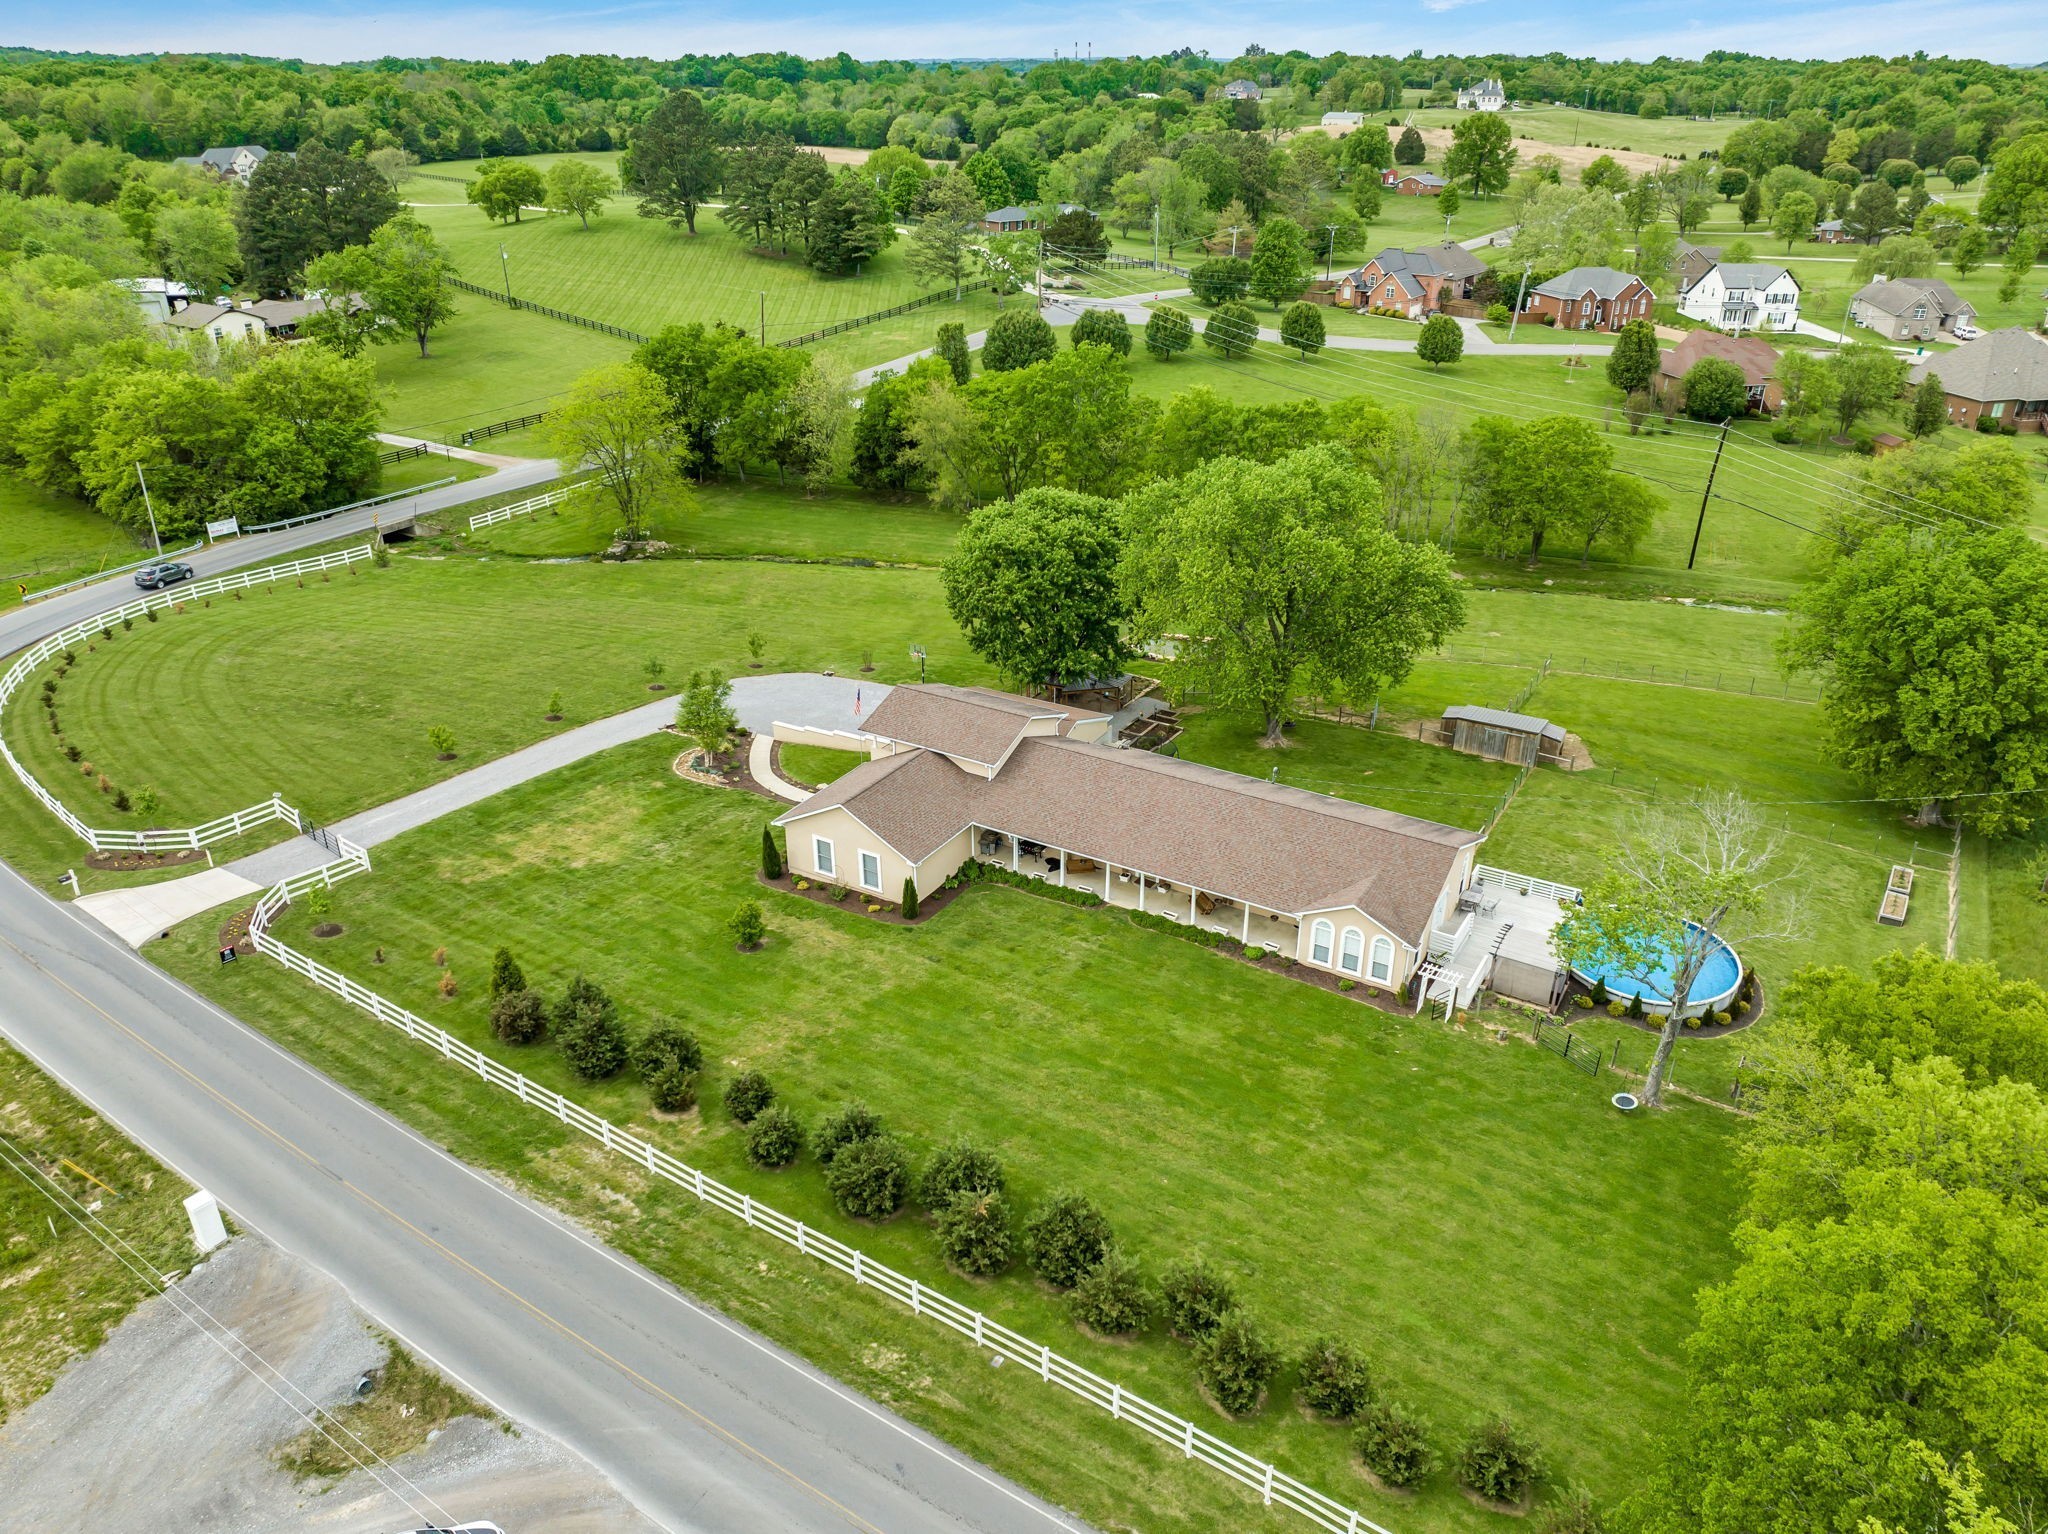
xmin=1309 ymin=919 xmax=1334 ymax=967
xmin=858 ymin=850 xmax=883 ymax=892
xmin=1368 ymin=936 xmax=1395 ymax=985
xmin=812 ymin=836 xmax=835 ymax=878
xmin=1338 ymin=927 xmax=1365 ymax=976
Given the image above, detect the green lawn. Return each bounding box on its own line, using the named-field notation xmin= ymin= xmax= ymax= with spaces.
xmin=0 ymin=475 xmax=148 ymax=594
xmin=0 ymin=1038 xmax=191 ymax=1425
xmin=2 ymin=554 xmax=990 ymax=833
xmin=811 ymin=289 xmax=1010 ymax=373
xmin=1396 ymin=102 xmax=1734 ymax=161
xmin=167 ymin=733 xmax=1738 ymax=1534
xmin=776 ymin=742 xmax=867 ymax=786
xmin=375 ymin=301 xmax=632 ymax=443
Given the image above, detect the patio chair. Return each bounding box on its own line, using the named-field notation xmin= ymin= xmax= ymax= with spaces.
xmin=1196 ymin=892 xmax=1217 ymax=916
xmin=1480 ymin=886 xmax=1502 ymax=914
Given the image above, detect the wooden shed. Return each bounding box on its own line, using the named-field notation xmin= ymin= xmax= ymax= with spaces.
xmin=1440 ymin=705 xmax=1565 ymax=767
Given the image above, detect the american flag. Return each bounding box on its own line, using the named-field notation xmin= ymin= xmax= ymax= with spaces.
xmin=854 ymin=688 xmax=862 ymax=716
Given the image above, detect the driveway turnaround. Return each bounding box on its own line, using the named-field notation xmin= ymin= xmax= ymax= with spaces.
xmin=0 ymin=863 xmax=1090 ymax=1534
xmin=73 ymin=866 xmax=264 ymax=947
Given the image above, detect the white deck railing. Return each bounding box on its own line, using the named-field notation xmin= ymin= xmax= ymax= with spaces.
xmin=1472 ymin=864 xmax=1582 ymax=905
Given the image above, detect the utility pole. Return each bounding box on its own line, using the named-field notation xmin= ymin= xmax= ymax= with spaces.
xmin=1687 ymin=419 xmax=1732 ymax=570
xmin=1505 ymin=262 xmax=1533 ymax=341
xmin=134 ymin=464 xmax=162 ymax=556
xmin=1227 ymin=224 xmax=1242 ymax=257
xmin=1152 ymin=202 xmax=1159 ymax=266
xmin=499 ymin=245 xmax=511 ymax=301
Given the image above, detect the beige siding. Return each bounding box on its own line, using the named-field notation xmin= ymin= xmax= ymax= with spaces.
xmin=773 ymin=723 xmax=875 ymax=753
xmin=784 ymin=804 xmax=972 ymax=901
xmin=1295 ymin=905 xmax=1411 ymax=986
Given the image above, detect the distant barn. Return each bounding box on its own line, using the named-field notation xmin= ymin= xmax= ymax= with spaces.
xmin=1439 ymin=706 xmax=1564 ymax=767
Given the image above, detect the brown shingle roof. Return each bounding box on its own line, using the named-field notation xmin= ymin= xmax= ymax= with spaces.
xmin=1659 ymin=330 xmax=1780 ymax=387
xmin=1908 ymin=328 xmax=2048 ymax=403
xmin=858 ymin=683 xmax=1100 ymax=767
xmin=779 ymin=736 xmax=1479 ymax=944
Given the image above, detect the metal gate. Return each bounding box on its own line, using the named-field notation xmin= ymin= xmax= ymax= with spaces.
xmin=1535 ymin=1019 xmax=1602 ymax=1077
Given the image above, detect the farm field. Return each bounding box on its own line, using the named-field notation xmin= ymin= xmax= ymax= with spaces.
xmin=1395 ymin=100 xmax=1737 ymax=161
xmin=156 ymin=731 xmax=1741 ymax=1534
xmin=373 ymin=300 xmax=632 ymax=442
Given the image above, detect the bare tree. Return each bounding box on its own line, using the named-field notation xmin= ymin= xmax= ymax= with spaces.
xmin=1555 ymin=791 xmax=1801 ymax=1107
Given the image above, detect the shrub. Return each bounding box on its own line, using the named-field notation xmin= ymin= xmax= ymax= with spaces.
xmin=132 ymin=785 xmax=161 ymax=820
xmin=648 ymin=1061 xmax=698 ymax=1113
xmin=559 ymin=1005 xmax=628 ymax=1081
xmin=745 ymin=1106 xmax=803 ymax=1168
xmin=1296 ymin=1337 xmax=1375 ymax=1419
xmin=96 ymin=773 xmax=111 ymax=794
xmin=1355 ymin=1399 xmax=1437 ymax=1489
xmin=918 ymin=1140 xmax=1005 ymax=1208
xmin=1589 ymin=976 xmax=1609 ymax=1006
xmin=1242 ymin=945 xmax=1265 ymax=961
xmin=490 ymin=989 xmax=549 ymax=1044
xmin=761 ymin=825 xmax=783 ymax=879
xmin=1193 ymin=1310 xmax=1278 ymax=1416
xmin=1771 ymin=422 xmax=1800 ymax=443
xmin=427 ymin=724 xmax=456 ymax=757
xmin=729 ymin=900 xmax=766 ymax=950
xmin=489 ymin=946 xmax=526 ymax=1000
xmin=1022 ymin=1191 xmax=1113 ymax=1288
xmin=1486 ymin=302 xmax=1512 ymax=325
xmin=633 ymin=1018 xmax=703 ymax=1083
xmin=1607 ymin=1000 xmax=1627 ymax=1017
xmin=1068 ymin=1249 xmax=1151 ymax=1335
xmin=63 ymin=744 xmax=81 ymax=762
xmin=1573 ymin=993 xmax=1594 ymax=1009
xmin=1069 ymin=307 xmax=1132 ymax=356
xmin=436 ymin=970 xmax=458 ymax=999
xmin=824 ymin=1133 xmax=909 ymax=1218
xmin=724 ymin=1069 xmax=775 ymax=1123
xmin=901 ymin=876 xmax=919 ymax=920
xmin=1541 ymin=1484 xmax=1606 ymax=1534
xmin=934 ymin=1189 xmax=1013 ymax=1275
xmin=1338 ymin=978 xmax=1355 ymax=992
xmin=433 ymin=945 xmax=448 ymax=967
xmin=111 ymin=789 xmax=131 ymax=812
xmin=1625 ymin=990 xmax=1645 ymax=1020
xmin=1163 ymin=1253 xmax=1236 ymax=1343
xmin=1457 ymin=1417 xmax=1544 ymax=1504
xmin=814 ymin=1101 xmax=885 ymax=1165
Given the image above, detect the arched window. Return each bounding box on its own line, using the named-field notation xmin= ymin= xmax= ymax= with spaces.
xmin=1338 ymin=927 xmax=1364 ymax=975
xmin=1368 ymin=936 xmax=1395 ymax=984
xmin=1309 ymin=919 xmax=1334 ymax=967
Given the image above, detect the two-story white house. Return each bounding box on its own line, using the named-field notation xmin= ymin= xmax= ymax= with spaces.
xmin=171 ymin=145 xmax=271 ymax=185
xmin=1456 ymin=78 xmax=1506 ymax=111
xmin=1675 ymin=261 xmax=1801 ymax=334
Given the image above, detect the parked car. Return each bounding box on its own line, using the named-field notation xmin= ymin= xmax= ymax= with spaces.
xmin=1951 ymin=322 xmax=1983 ymax=341
xmin=386 ymin=1524 xmax=505 ymax=1534
xmin=133 ymin=561 xmax=194 ymax=590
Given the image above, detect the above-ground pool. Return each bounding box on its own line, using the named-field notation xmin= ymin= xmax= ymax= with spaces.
xmin=1569 ymin=924 xmax=1743 ymax=1018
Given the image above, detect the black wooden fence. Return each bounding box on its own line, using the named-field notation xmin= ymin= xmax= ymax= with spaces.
xmin=446 ymin=276 xmax=651 ymax=344
xmin=461 ymin=411 xmax=550 ymax=446
xmin=376 ymin=442 xmax=430 ymax=467
xmin=773 ymin=279 xmax=996 ymax=348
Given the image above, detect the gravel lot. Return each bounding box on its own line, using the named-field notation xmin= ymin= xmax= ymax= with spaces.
xmin=0 ymin=1236 xmax=663 ymax=1534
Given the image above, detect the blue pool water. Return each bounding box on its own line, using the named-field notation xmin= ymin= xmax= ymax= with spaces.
xmin=1570 ymin=924 xmax=1742 ymax=1011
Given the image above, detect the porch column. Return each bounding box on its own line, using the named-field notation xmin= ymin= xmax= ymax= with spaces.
xmin=1058 ymin=851 xmax=1066 ymax=888
xmin=1241 ymin=903 xmax=1251 ymax=942
xmin=1011 ymin=837 xmax=1018 ymax=872
xmin=1189 ymin=887 xmax=1198 ymax=924
xmin=1137 ymin=878 xmax=1145 ymax=914
xmin=1105 ymin=863 xmax=1112 ymax=899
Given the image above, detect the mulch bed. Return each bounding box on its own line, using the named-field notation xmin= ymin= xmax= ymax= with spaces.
xmin=668 ymin=730 xmax=782 ymax=803
xmin=87 ymin=847 xmax=207 ymax=872
xmin=1560 ymin=973 xmax=1767 ymax=1039
xmin=312 ymin=922 xmax=345 ymax=939
xmin=218 ymin=906 xmax=256 ymax=956
xmin=758 ymin=869 xmax=964 ymax=926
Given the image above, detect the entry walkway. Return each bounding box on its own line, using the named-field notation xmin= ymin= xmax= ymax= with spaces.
xmin=75 ymin=674 xmax=893 ymax=944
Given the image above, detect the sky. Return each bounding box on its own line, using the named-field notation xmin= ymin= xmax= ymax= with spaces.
xmin=8 ymin=0 xmax=2047 ymax=69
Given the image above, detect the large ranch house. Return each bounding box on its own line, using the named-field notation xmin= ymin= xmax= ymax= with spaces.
xmin=772 ymin=685 xmax=1578 ymax=1013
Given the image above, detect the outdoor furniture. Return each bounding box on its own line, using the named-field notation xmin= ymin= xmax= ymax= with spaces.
xmin=1196 ymin=892 xmax=1217 ymax=917
xmin=1457 ymin=887 xmax=1481 ymax=913
xmin=1043 ymin=857 xmax=1061 ymax=875
xmin=979 ymin=832 xmax=1002 ymax=857
xmin=1068 ymin=857 xmax=1101 ymax=876
xmin=1479 ymin=886 xmax=1501 ymax=914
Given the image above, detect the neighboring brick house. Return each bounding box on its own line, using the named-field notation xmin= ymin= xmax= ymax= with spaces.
xmin=1456 ymin=78 xmax=1506 ymax=110
xmin=1907 ymin=328 xmax=2048 ymax=433
xmin=1675 ymin=262 xmax=1801 ymax=333
xmin=1674 ymin=240 xmax=1721 ymax=295
xmin=1814 ymin=219 xmax=1849 ymax=244
xmin=1382 ymin=169 xmax=1449 ymax=196
xmin=1849 ymin=277 xmax=1978 ymax=342
xmin=1523 ymin=267 xmax=1655 ymax=332
xmin=1334 ymin=242 xmax=1486 ymax=316
xmin=171 ymin=144 xmax=270 ymax=184
xmin=1656 ymin=331 xmax=1784 ymax=414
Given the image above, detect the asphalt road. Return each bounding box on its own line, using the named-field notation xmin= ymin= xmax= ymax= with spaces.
xmin=0 ymin=869 xmax=1087 ymax=1534
xmin=0 ymin=457 xmax=557 ymax=657
xmin=0 ymin=466 xmax=1092 ymax=1534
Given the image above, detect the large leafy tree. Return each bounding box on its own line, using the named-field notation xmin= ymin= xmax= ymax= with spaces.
xmin=544 ymin=159 xmax=617 ymax=230
xmin=466 ymin=158 xmax=546 ymax=224
xmin=1444 ymin=112 xmax=1516 ymax=196
xmin=941 ymin=488 xmax=1129 ymax=689
xmin=1826 ymin=341 xmax=1907 ymax=437
xmin=1605 ymin=318 xmax=1660 ymax=395
xmin=1780 ymin=949 xmax=2048 ymax=1090
xmin=546 ymin=361 xmax=686 ymax=540
xmin=1784 ymin=525 xmax=2048 ymax=834
xmin=1768 ymin=190 xmax=1816 ymax=252
xmin=235 ymin=143 xmax=398 ymax=295
xmin=905 ymin=173 xmax=983 ymax=299
xmin=633 ymin=89 xmax=724 ymax=235
xmin=1121 ymin=443 xmax=1464 ymax=743
xmin=1980 ymin=131 xmax=2048 ymax=236
xmin=1247 ymin=214 xmax=1310 ymax=308
xmin=155 ymin=203 xmax=238 ymax=297
xmin=1466 ymin=414 xmax=1616 ymax=564
xmin=366 ymin=216 xmax=456 ymax=359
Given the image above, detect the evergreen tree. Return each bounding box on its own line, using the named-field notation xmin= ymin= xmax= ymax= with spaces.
xmin=1606 ymin=319 xmax=1660 ymax=395
xmin=489 ymin=946 xmax=526 ymax=1000
xmin=1145 ymin=305 xmax=1194 ymax=360
xmin=761 ymin=825 xmax=783 ymax=878
xmin=982 ymin=309 xmax=1056 ymax=372
xmin=1416 ymin=313 xmax=1464 ymax=369
xmin=1394 ymin=126 xmax=1426 ymax=165
xmin=1909 ymin=372 xmax=1950 ymax=437
xmin=236 ymin=143 xmax=398 ymax=295
xmin=1279 ymin=300 xmax=1326 ymax=356
xmin=934 ymin=321 xmax=972 ymax=384
xmin=1247 ymin=215 xmax=1310 ymax=308
xmin=633 ymin=89 xmax=724 ymax=235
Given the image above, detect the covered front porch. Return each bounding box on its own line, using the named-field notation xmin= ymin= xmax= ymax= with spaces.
xmin=972 ymin=825 xmax=1302 ymax=952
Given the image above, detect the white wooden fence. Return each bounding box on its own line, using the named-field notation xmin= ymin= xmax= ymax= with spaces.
xmin=247 ymin=850 xmax=1399 ymax=1534
xmin=1472 ymin=864 xmax=1582 ymax=904
xmin=0 ymin=545 xmax=371 ymax=852
xmin=7 ymin=539 xmax=1404 ymax=1534
xmin=467 ymin=482 xmax=590 ymax=532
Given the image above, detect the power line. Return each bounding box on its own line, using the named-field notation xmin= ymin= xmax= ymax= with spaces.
xmin=0 ymin=1133 xmax=457 ymax=1531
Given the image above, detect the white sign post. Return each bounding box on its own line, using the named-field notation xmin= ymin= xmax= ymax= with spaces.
xmin=183 ymin=1189 xmax=228 ymax=1253
xmin=205 ymin=517 xmax=240 ymax=542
